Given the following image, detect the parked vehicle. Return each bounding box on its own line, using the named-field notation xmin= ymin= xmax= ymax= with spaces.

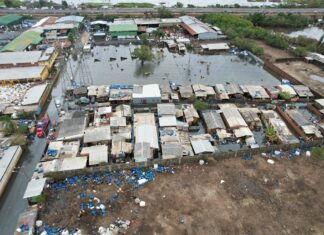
xmin=36 ymin=115 xmax=50 ymax=138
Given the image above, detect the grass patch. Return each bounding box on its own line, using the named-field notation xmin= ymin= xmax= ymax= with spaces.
xmin=311 ymin=147 xmax=324 ymax=160
xmin=114 ymin=2 xmax=155 ymax=8
xmin=193 ymin=100 xmax=208 ymax=111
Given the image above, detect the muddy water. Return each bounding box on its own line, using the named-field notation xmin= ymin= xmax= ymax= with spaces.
xmin=288 ymin=27 xmax=324 ymax=41
xmin=69 ymin=45 xmax=279 ymax=86
xmin=310 ymin=74 xmax=324 ymax=83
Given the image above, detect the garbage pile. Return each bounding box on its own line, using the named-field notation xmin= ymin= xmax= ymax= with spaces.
xmin=98 ymin=220 xmax=133 ymax=235
xmin=78 ymin=192 xmax=107 ymax=217
xmin=260 ymin=147 xmax=311 ymax=159
xmin=0 ymin=83 xmax=31 ymax=105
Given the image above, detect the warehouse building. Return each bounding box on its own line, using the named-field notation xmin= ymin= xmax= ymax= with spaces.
xmin=55 ymin=15 xmax=84 ymax=25
xmin=179 ymin=16 xmax=218 ymax=40
xmin=0 ymin=47 xmax=58 ymax=70
xmin=0 ymin=66 xmax=48 ymax=85
xmin=109 ymin=24 xmax=138 ymax=38
xmin=1 ymin=30 xmax=43 ymax=52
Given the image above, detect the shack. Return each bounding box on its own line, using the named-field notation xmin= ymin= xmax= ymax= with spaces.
xmin=56 ymin=111 xmax=87 ymax=141
xmin=157 ymin=103 xmax=176 ymax=116
xmin=264 ymin=86 xmax=280 ymax=99
xmin=201 ymin=43 xmax=229 ymax=52
xmin=114 ymin=104 xmax=132 ymax=119
xmin=261 ymin=110 xmax=299 ymax=144
xmin=179 ymin=85 xmax=194 ymax=99
xmin=162 ymin=143 xmax=182 ymax=159
xmin=221 ymin=107 xmax=248 ymax=130
xmin=201 ymin=110 xmax=226 ymax=134
xmin=292 ymin=85 xmax=314 ymax=98
xmin=111 ymin=140 xmax=133 ymax=160
xmin=134 ymin=113 xmax=159 ymax=150
xmin=286 ymin=109 xmax=322 ymax=138
xmin=109 ymin=85 xmax=133 ymax=103
xmin=83 ymin=126 xmax=111 ymax=146
xmin=190 ymin=139 xmax=215 ymax=154
xmin=23 ymin=178 xmax=47 ymax=203
xmin=192 ymin=84 xmax=215 ymax=99
xmin=276 ymin=85 xmax=297 ymax=97
xmin=132 ymin=84 xmax=161 ymax=104
xmin=182 ymin=104 xmax=199 ymax=125
xmin=87 ymin=85 xmax=109 ymax=102
xmin=214 ymin=84 xmax=229 ymax=100
xmin=134 ymin=142 xmax=151 ymax=162
xmin=81 ymin=145 xmax=108 ymax=166
xmin=239 ymin=108 xmax=262 ymax=130
xmin=225 ymin=84 xmax=244 ymax=99
xmin=241 ymin=85 xmax=270 ymax=99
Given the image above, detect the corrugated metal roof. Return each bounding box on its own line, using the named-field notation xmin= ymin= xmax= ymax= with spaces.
xmin=157 ymin=103 xmax=176 ymax=116
xmin=56 ymin=15 xmax=84 ymax=24
xmin=23 ymin=178 xmax=47 ymax=199
xmin=134 ymin=142 xmax=151 ymax=162
xmin=221 ymin=108 xmax=248 ymax=129
xmin=133 ymin=84 xmax=161 ymax=99
xmin=0 ymin=51 xmax=42 ymax=65
xmin=84 ymin=126 xmax=111 ymax=144
xmin=82 ymin=145 xmax=108 ymax=166
xmin=136 ymin=125 xmax=159 ymax=149
xmin=201 ymin=110 xmax=226 ymax=130
xmin=201 ymin=43 xmax=229 ymax=50
xmin=22 ymin=83 xmax=47 ymax=106
xmin=159 ymin=116 xmax=177 ymax=127
xmin=286 ymin=109 xmax=312 ymax=127
xmin=0 ymin=66 xmax=46 ymax=81
xmin=110 ymin=24 xmax=138 ymax=32
xmin=0 ymin=14 xmax=23 ymax=26
xmin=0 ymin=146 xmax=21 ymax=182
xmin=190 ymin=139 xmax=215 ymax=154
xmin=1 ymin=30 xmax=42 ymax=52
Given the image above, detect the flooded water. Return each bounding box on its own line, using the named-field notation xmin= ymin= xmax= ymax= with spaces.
xmin=310 ymin=74 xmax=324 ymax=83
xmin=67 ymin=45 xmax=279 ymax=87
xmin=53 ymin=0 xmax=279 ymax=7
xmin=288 ymin=27 xmax=324 ymax=41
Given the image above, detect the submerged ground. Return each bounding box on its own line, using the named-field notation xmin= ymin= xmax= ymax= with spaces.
xmin=40 ymin=154 xmax=324 ymax=235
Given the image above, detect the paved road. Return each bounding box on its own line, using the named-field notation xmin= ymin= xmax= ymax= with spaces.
xmin=0 ymin=94 xmax=60 ymax=235
xmin=0 ymin=7 xmax=323 ymax=16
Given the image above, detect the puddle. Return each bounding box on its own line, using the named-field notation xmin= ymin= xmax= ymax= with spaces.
xmin=310 ymin=74 xmax=324 ymax=83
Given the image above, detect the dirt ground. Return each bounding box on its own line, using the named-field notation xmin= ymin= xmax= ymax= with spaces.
xmin=39 ymin=155 xmax=324 ymax=235
xmin=253 ymin=40 xmax=293 ymax=62
xmin=275 ymin=61 xmax=324 ymax=97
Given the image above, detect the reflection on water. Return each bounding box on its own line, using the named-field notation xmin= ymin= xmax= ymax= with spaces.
xmin=310 ymin=74 xmax=324 ymax=83
xmin=71 ymin=45 xmax=279 ymax=86
xmin=288 ymin=27 xmax=324 ymax=41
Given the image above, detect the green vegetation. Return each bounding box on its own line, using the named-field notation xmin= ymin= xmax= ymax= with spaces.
xmin=280 ymin=0 xmax=324 ymax=8
xmin=114 ymin=2 xmax=155 ymax=8
xmin=3 ymin=0 xmax=21 ymax=8
xmin=132 ymin=45 xmax=154 ymax=66
xmin=0 ymin=116 xmax=16 ymax=136
xmin=248 ymin=13 xmax=314 ymax=28
xmin=202 ymin=14 xmax=323 ymax=57
xmin=62 ymin=0 xmax=68 ymax=9
xmin=279 ymin=91 xmax=292 ymax=101
xmin=311 ymin=147 xmax=324 ymax=160
xmin=139 ymin=33 xmax=149 ymax=46
xmin=157 ymin=7 xmax=174 ymax=18
xmin=152 ymin=29 xmax=165 ymax=42
xmin=234 ymin=37 xmax=264 ymax=56
xmin=174 ymin=2 xmax=183 ymax=8
xmin=68 ymin=29 xmax=76 ymax=43
xmin=265 ymin=127 xmax=278 ymax=143
xmin=193 ymin=100 xmax=208 ymax=111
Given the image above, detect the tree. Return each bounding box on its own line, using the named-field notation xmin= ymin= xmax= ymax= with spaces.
xmin=265 ymin=127 xmax=278 ymax=143
xmin=187 ymin=4 xmax=195 ymax=8
xmin=62 ymin=0 xmax=68 ymax=9
xmin=68 ymin=29 xmax=75 ymax=43
xmin=193 ymin=100 xmax=208 ymax=111
xmin=132 ymin=45 xmax=154 ymax=66
xmin=175 ymin=2 xmax=183 ymax=8
xmin=139 ymin=33 xmax=149 ymax=46
xmin=152 ymin=29 xmax=165 ymax=42
xmin=39 ymin=0 xmax=47 ymax=8
xmin=157 ymin=7 xmax=173 ymax=18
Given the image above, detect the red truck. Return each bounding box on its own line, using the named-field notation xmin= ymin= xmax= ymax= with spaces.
xmin=36 ymin=114 xmax=50 ymax=138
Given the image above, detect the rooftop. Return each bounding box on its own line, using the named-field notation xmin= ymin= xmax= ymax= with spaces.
xmin=201 ymin=110 xmax=226 ymax=130
xmin=83 ymin=126 xmax=111 ymax=144
xmin=55 ymin=15 xmax=84 ymax=24
xmin=109 ymin=24 xmax=138 ymax=32
xmin=0 ymin=51 xmax=42 ymax=65
xmin=1 ymin=30 xmax=42 ymax=52
xmin=23 ymin=178 xmax=47 ymax=199
xmin=134 ymin=142 xmax=151 ymax=162
xmin=201 ymin=43 xmax=230 ymax=51
xmin=0 ymin=14 xmax=23 ymax=26
xmin=81 ymin=145 xmax=108 ymax=166
xmin=133 ymin=84 xmax=161 ymax=99
xmin=21 ymin=83 xmax=48 ymax=106
xmin=0 ymin=66 xmax=46 ymax=81
xmin=190 ymin=139 xmax=215 ymax=154
xmin=0 ymin=146 xmax=21 ymax=183
xmin=221 ymin=108 xmax=248 ymax=129
xmin=157 ymin=103 xmax=176 ymax=116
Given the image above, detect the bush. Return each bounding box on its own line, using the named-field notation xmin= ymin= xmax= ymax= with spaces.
xmin=279 ymin=91 xmax=292 ymax=101
xmin=193 ymin=100 xmax=208 ymax=111
xmin=265 ymin=126 xmax=278 ymax=143
xmin=311 ymin=147 xmax=324 ymax=160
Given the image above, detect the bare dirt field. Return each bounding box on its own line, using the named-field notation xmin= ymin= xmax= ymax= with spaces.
xmin=275 ymin=61 xmax=324 ymax=97
xmin=39 ymin=155 xmax=324 ymax=235
xmin=253 ymin=40 xmax=293 ymax=61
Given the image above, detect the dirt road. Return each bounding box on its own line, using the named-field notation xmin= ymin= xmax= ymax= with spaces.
xmin=39 ymin=155 xmax=324 ymax=235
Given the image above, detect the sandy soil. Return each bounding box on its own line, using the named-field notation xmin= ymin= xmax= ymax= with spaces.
xmin=39 ymin=155 xmax=324 ymax=235
xmin=275 ymin=61 xmax=324 ymax=97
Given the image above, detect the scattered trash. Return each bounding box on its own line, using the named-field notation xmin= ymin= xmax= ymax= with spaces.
xmin=179 ymin=217 xmax=185 ymax=224
xmin=134 ymin=198 xmax=141 ymax=204
xmin=220 ymin=180 xmax=225 ymax=184
xmin=241 ymin=154 xmax=252 ymax=160
xmin=306 ymin=151 xmax=311 ymax=157
xmin=267 ymin=159 xmax=275 ymax=165
xmin=199 ymin=160 xmax=205 ymax=165
xmin=138 ymin=178 xmax=148 ymax=185
xmin=139 ymin=201 xmax=146 ymax=207
xmin=36 ymin=220 xmax=43 ymax=227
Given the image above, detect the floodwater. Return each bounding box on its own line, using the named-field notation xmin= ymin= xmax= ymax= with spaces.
xmin=288 ymin=27 xmax=324 ymax=41
xmin=53 ymin=0 xmax=279 ymax=7
xmin=67 ymin=45 xmax=279 ymax=87
xmin=310 ymin=74 xmax=324 ymax=83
